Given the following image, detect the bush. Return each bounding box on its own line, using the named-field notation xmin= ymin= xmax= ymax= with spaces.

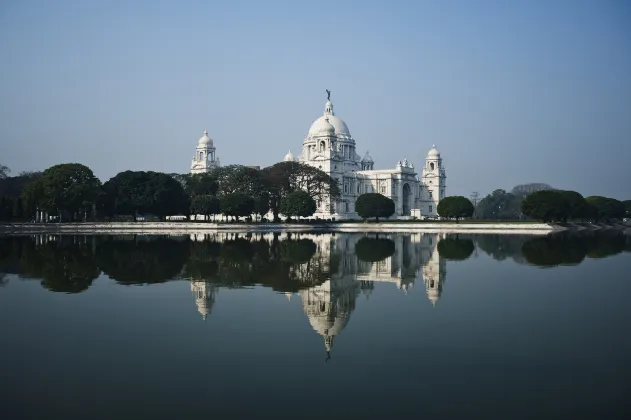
xmin=437 ymin=196 xmax=474 ymax=222
xmin=355 ymin=193 xmax=395 ymax=222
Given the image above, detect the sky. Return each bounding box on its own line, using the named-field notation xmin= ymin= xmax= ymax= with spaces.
xmin=1 ymin=0 xmax=630 ymax=199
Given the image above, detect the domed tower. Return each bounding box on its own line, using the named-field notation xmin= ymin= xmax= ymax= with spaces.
xmin=190 ymin=128 xmax=220 ymax=174
xmin=361 ymin=151 xmax=374 ymax=170
xmin=283 ymin=150 xmax=297 ymax=162
xmin=420 ymin=145 xmax=446 ymax=218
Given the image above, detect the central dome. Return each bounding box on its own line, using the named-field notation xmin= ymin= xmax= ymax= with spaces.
xmin=307 ymin=99 xmax=351 ymax=138
xmin=308 ymin=115 xmax=350 ymax=137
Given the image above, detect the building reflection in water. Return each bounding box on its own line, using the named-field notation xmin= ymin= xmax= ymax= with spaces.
xmin=190 ymin=280 xmax=218 ymax=321
xmin=188 ymin=232 xmax=446 ymax=358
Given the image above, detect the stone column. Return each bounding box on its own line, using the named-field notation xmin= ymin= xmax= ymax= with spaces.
xmin=397 ymin=179 xmax=403 ymax=216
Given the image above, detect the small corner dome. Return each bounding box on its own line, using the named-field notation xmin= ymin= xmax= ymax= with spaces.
xmin=283 ymin=150 xmax=295 ymax=162
xmin=362 ymin=151 xmax=374 ymax=163
xmin=428 ymin=145 xmax=440 ymax=157
xmin=198 ymin=129 xmax=213 ymax=146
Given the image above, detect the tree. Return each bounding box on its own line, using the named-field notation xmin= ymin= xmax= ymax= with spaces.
xmin=521 ymin=190 xmax=567 ymax=223
xmin=624 ymin=200 xmax=631 ymax=218
xmin=585 ymin=196 xmax=626 ymax=221
xmin=557 ymin=190 xmax=587 ymax=222
xmin=39 ymin=163 xmax=101 ymax=221
xmin=190 ymin=195 xmax=221 ymax=220
xmin=355 ymin=237 xmax=395 ymax=262
xmin=470 ymin=191 xmax=480 ymax=218
xmin=262 ymin=161 xmax=341 ymax=221
xmin=0 ymin=164 xmax=9 ymax=179
xmin=437 ymin=196 xmax=474 ymax=222
xmin=220 ymin=193 xmax=255 ymax=221
xmin=103 ymin=171 xmax=189 ymax=220
xmin=437 ymin=237 xmax=475 ymax=260
xmin=253 ymin=191 xmax=270 ymax=221
xmin=355 ymin=193 xmax=395 ymax=222
xmin=215 ymin=165 xmax=263 ymax=197
xmin=280 ymin=190 xmax=316 ymax=220
xmin=474 ymin=189 xmax=522 ymax=220
xmin=187 ymin=172 xmax=219 ymax=196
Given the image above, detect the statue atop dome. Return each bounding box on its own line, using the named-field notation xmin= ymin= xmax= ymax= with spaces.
xmin=326 ymin=89 xmax=331 ymax=101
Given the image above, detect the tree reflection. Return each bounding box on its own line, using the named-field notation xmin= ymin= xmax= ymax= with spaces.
xmin=16 ymin=236 xmax=99 ymax=293
xmin=355 ymin=237 xmax=395 ymax=262
xmin=183 ymin=236 xmax=326 ymax=292
xmin=521 ymin=231 xmax=626 ymax=268
xmin=474 ymin=235 xmax=530 ymax=262
xmin=437 ymin=237 xmax=475 ymax=261
xmin=96 ymin=236 xmax=190 ymax=284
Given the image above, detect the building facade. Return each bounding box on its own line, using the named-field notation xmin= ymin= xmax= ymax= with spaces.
xmin=283 ymin=94 xmax=447 ymax=220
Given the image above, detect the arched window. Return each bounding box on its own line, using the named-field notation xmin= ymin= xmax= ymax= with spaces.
xmin=430 ymin=162 xmax=435 ymax=171
xmin=199 ymin=151 xmax=203 ymax=161
xmin=345 ymin=202 xmax=349 ymax=212
xmin=319 ymin=141 xmax=325 ymax=152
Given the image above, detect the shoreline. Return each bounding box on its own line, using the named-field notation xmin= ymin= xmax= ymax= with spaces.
xmin=1 ymin=221 xmax=627 ymax=236
xmin=1 ymin=221 xmax=567 ymax=235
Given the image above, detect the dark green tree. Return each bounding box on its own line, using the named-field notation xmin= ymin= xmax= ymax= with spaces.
xmin=253 ymin=191 xmax=270 ymax=221
xmin=355 ymin=193 xmax=395 ymax=222
xmin=437 ymin=196 xmax=474 ymax=222
xmin=39 ymin=163 xmax=101 ymax=221
xmin=220 ymin=193 xmax=255 ymax=221
xmin=557 ymin=190 xmax=587 ymax=222
xmin=103 ymin=171 xmax=189 ymax=220
xmin=521 ymin=190 xmax=567 ymax=223
xmin=280 ymin=190 xmax=316 ymax=220
xmin=187 ymin=172 xmax=219 ymax=196
xmin=437 ymin=237 xmax=475 ymax=260
xmin=355 ymin=237 xmax=396 ymax=262
xmin=585 ymin=196 xmax=626 ymax=221
xmin=190 ymin=195 xmax=221 ymax=220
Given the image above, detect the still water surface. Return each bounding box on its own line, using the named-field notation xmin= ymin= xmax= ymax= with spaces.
xmin=1 ymin=232 xmax=630 ymax=419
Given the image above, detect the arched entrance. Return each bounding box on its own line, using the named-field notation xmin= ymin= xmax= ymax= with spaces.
xmin=402 ymin=183 xmax=411 ymax=216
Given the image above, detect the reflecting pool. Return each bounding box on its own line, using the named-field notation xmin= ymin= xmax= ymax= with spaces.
xmin=1 ymin=231 xmax=630 ymax=419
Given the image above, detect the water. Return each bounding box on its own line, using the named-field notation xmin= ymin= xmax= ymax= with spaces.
xmin=1 ymin=231 xmax=630 ymax=419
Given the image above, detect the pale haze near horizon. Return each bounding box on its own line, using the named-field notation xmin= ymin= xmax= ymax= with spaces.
xmin=1 ymin=0 xmax=629 ymax=199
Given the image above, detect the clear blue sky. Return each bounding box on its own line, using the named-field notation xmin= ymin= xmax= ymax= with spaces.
xmin=1 ymin=0 xmax=629 ymax=199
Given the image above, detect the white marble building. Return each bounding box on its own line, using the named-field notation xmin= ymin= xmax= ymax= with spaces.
xmin=190 ymin=129 xmax=220 ymax=174
xmin=283 ymin=94 xmax=447 ymax=220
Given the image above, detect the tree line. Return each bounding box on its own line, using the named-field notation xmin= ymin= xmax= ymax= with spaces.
xmin=473 ymin=184 xmax=629 ymax=222
xmin=0 ymin=161 xmax=341 ymax=222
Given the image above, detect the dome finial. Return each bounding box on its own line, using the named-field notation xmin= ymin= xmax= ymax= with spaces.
xmin=324 ymin=90 xmax=334 ymax=116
